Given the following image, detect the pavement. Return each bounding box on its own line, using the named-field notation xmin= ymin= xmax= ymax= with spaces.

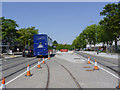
xmin=79 ymin=51 xmax=119 ymax=60
xmin=5 ymin=52 xmax=118 ymax=88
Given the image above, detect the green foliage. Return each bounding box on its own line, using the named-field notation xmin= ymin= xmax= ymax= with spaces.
xmin=52 ymin=40 xmax=58 ymax=49
xmin=2 ymin=17 xmax=19 ymax=47
xmin=56 ymin=44 xmax=73 ymax=50
xmin=72 ymin=3 xmax=120 ymax=52
xmin=16 ymin=27 xmax=38 ymax=48
xmin=99 ymin=3 xmax=120 ymax=43
xmin=72 ymin=33 xmax=87 ymax=49
xmin=53 ymin=40 xmax=58 ymax=45
xmin=99 ymin=3 xmax=120 ymax=52
xmin=83 ymin=24 xmax=97 ymax=46
xmin=0 ymin=17 xmax=2 ymax=41
xmin=72 ymin=24 xmax=99 ymax=49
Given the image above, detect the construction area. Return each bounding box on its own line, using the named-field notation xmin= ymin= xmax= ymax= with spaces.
xmin=0 ymin=51 xmax=119 ymax=89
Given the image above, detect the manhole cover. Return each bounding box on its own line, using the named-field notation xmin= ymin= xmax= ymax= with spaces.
xmin=74 ymin=58 xmax=80 ymax=59
xmin=86 ymin=69 xmax=94 ymax=71
xmin=83 ymin=66 xmax=90 ymax=68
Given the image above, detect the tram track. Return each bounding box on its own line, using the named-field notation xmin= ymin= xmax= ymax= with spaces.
xmin=55 ymin=60 xmax=82 ymax=89
xmin=0 ymin=57 xmax=38 ymax=82
xmin=1 ymin=58 xmax=36 ymax=72
xmin=45 ymin=62 xmax=50 ymax=89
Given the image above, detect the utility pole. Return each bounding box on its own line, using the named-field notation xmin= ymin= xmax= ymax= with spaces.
xmin=95 ymin=24 xmax=97 ymax=45
xmin=95 ymin=24 xmax=99 ymax=54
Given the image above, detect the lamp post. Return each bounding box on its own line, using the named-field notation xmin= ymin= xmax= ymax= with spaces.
xmin=95 ymin=24 xmax=97 ymax=46
xmin=91 ymin=21 xmax=97 ymax=47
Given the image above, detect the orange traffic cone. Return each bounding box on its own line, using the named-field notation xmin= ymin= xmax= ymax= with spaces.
xmin=26 ymin=64 xmax=32 ymax=76
xmin=87 ymin=56 xmax=91 ymax=64
xmin=1 ymin=77 xmax=5 ymax=89
xmin=37 ymin=59 xmax=41 ymax=68
xmin=42 ymin=57 xmax=45 ymax=64
xmin=116 ymin=82 xmax=120 ymax=89
xmin=93 ymin=60 xmax=99 ymax=70
xmin=48 ymin=55 xmax=50 ymax=60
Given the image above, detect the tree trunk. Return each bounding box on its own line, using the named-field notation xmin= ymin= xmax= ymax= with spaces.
xmin=102 ymin=42 xmax=105 ymax=47
xmin=106 ymin=41 xmax=109 ymax=53
xmin=115 ymin=38 xmax=117 ymax=53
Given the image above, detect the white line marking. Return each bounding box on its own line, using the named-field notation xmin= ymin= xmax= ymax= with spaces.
xmin=89 ymin=59 xmax=120 ymax=79
xmin=76 ymin=53 xmax=120 ymax=79
xmin=4 ymin=58 xmax=47 ymax=85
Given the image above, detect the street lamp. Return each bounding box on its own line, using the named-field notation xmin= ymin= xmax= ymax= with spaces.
xmin=95 ymin=24 xmax=97 ymax=46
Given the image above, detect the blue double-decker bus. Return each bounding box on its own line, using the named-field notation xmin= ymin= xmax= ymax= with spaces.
xmin=33 ymin=34 xmax=53 ymax=57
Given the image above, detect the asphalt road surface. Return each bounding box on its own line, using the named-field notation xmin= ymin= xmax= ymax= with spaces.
xmin=6 ymin=52 xmax=118 ymax=88
xmin=0 ymin=52 xmax=119 ymax=88
xmin=1 ymin=56 xmax=38 ymax=83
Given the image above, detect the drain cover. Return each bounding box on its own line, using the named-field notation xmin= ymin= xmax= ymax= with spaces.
xmin=83 ymin=66 xmax=90 ymax=68
xmin=86 ymin=69 xmax=94 ymax=71
xmin=74 ymin=57 xmax=80 ymax=59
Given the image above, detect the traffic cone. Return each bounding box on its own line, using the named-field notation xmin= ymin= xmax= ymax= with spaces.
xmin=48 ymin=55 xmax=50 ymax=60
xmin=42 ymin=57 xmax=45 ymax=64
xmin=93 ymin=60 xmax=99 ymax=70
xmin=1 ymin=77 xmax=5 ymax=89
xmin=116 ymin=82 xmax=120 ymax=89
xmin=87 ymin=56 xmax=91 ymax=64
xmin=26 ymin=64 xmax=31 ymax=76
xmin=37 ymin=59 xmax=41 ymax=68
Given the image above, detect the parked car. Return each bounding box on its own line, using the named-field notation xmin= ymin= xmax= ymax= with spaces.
xmin=7 ymin=50 xmax=13 ymax=55
xmin=22 ymin=49 xmax=34 ymax=57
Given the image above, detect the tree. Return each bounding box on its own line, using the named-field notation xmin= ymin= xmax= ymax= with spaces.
xmin=16 ymin=27 xmax=38 ymax=48
xmin=56 ymin=44 xmax=73 ymax=50
xmin=72 ymin=37 xmax=80 ymax=49
xmin=53 ymin=40 xmax=58 ymax=45
xmin=0 ymin=17 xmax=2 ymax=42
xmin=2 ymin=17 xmax=19 ymax=48
xmin=97 ymin=25 xmax=112 ymax=46
xmin=52 ymin=40 xmax=58 ymax=49
xmin=72 ymin=33 xmax=87 ymax=49
xmin=82 ymin=24 xmax=97 ymax=46
xmin=99 ymin=3 xmax=120 ymax=52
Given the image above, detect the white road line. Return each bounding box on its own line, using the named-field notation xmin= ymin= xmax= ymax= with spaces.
xmin=76 ymin=53 xmax=120 ymax=79
xmin=3 ymin=58 xmax=47 ymax=85
xmin=90 ymin=59 xmax=120 ymax=79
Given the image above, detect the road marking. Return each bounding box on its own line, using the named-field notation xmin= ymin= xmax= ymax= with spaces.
xmin=4 ymin=58 xmax=47 ymax=85
xmin=90 ymin=60 xmax=120 ymax=79
xmin=76 ymin=52 xmax=120 ymax=79
xmin=2 ymin=57 xmax=36 ymax=67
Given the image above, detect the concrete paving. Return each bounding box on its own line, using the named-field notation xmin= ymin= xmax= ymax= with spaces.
xmin=76 ymin=51 xmax=119 ymax=77
xmin=55 ymin=54 xmax=118 ymax=88
xmin=47 ymin=60 xmax=77 ymax=88
xmin=80 ymin=51 xmax=118 ymax=59
xmin=5 ymin=52 xmax=118 ymax=88
xmin=6 ymin=63 xmax=47 ymax=88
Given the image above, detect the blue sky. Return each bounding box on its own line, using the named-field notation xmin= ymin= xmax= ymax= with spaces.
xmin=2 ymin=2 xmax=115 ymax=44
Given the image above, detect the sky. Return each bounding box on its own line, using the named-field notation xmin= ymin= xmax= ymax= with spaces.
xmin=2 ymin=2 xmax=117 ymax=44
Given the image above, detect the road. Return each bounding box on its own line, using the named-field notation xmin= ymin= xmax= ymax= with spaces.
xmin=0 ymin=51 xmax=119 ymax=88
xmin=75 ymin=51 xmax=120 ymax=77
xmin=1 ymin=56 xmax=38 ymax=83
